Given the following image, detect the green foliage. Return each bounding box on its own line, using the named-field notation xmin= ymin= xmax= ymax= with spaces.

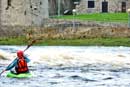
xmin=1 ymin=37 xmax=130 ymax=47
xmin=35 ymin=38 xmax=130 ymax=46
xmin=0 ymin=37 xmax=27 ymax=45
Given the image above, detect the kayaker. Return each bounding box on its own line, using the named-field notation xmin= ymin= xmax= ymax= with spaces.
xmin=5 ymin=50 xmax=30 ymax=74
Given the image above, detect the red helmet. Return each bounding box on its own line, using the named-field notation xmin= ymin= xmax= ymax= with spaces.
xmin=17 ymin=50 xmax=24 ymax=59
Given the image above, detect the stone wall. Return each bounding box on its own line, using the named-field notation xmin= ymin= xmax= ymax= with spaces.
xmin=76 ymin=0 xmax=130 ymax=14
xmin=24 ymin=26 xmax=130 ymax=39
xmin=0 ymin=18 xmax=129 ymax=38
xmin=29 ymin=19 xmax=130 ymax=39
xmin=0 ymin=0 xmax=1 ymax=27
xmin=1 ymin=0 xmax=49 ymax=26
xmin=42 ymin=19 xmax=128 ymax=29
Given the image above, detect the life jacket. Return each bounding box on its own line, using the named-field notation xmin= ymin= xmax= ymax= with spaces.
xmin=15 ymin=58 xmax=29 ymax=74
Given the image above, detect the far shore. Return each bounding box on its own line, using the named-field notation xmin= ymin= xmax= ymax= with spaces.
xmin=0 ymin=37 xmax=130 ymax=47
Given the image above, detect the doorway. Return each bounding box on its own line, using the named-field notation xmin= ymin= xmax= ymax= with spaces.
xmin=102 ymin=1 xmax=108 ymax=13
xmin=121 ymin=2 xmax=126 ymax=12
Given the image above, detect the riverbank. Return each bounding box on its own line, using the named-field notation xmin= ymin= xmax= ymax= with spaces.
xmin=0 ymin=13 xmax=130 ymax=46
xmin=0 ymin=37 xmax=130 ymax=46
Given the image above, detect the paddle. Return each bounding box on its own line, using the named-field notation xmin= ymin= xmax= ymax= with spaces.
xmin=24 ymin=39 xmax=37 ymax=52
xmin=0 ymin=70 xmax=6 ymax=76
xmin=0 ymin=39 xmax=38 ymax=76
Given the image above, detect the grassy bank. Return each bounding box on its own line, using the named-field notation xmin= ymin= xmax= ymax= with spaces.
xmin=0 ymin=37 xmax=130 ymax=46
xmin=56 ymin=13 xmax=128 ymax=23
xmin=0 ymin=37 xmax=27 ymax=45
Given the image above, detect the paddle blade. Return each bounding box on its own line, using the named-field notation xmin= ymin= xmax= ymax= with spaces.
xmin=0 ymin=70 xmax=5 ymax=76
xmin=24 ymin=40 xmax=37 ymax=52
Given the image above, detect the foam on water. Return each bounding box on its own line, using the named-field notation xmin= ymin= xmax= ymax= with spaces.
xmin=26 ymin=46 xmax=130 ymax=67
xmin=0 ymin=46 xmax=130 ymax=67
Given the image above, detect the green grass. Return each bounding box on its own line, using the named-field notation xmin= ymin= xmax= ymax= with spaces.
xmin=37 ymin=38 xmax=130 ymax=46
xmin=0 ymin=37 xmax=27 ymax=45
xmin=55 ymin=13 xmax=128 ymax=23
xmin=1 ymin=37 xmax=130 ymax=47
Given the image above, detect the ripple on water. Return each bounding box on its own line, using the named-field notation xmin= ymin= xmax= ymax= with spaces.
xmin=69 ymin=75 xmax=96 ymax=82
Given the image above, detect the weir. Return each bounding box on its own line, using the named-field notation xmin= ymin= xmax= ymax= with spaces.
xmin=0 ymin=46 xmax=130 ymax=67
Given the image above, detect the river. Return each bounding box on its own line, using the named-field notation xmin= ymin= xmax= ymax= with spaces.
xmin=0 ymin=46 xmax=130 ymax=87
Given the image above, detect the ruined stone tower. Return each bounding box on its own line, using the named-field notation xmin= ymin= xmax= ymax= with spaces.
xmin=1 ymin=0 xmax=49 ymax=26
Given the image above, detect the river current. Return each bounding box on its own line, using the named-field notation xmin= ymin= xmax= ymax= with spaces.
xmin=0 ymin=46 xmax=130 ymax=87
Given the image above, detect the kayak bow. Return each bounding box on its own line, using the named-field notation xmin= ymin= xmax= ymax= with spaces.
xmin=6 ymin=72 xmax=32 ymax=78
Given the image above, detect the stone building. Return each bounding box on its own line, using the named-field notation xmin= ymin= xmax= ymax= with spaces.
xmin=0 ymin=0 xmax=76 ymax=27
xmin=76 ymin=0 xmax=130 ymax=14
xmin=0 ymin=0 xmax=49 ymax=26
xmin=48 ymin=0 xmax=75 ymax=16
